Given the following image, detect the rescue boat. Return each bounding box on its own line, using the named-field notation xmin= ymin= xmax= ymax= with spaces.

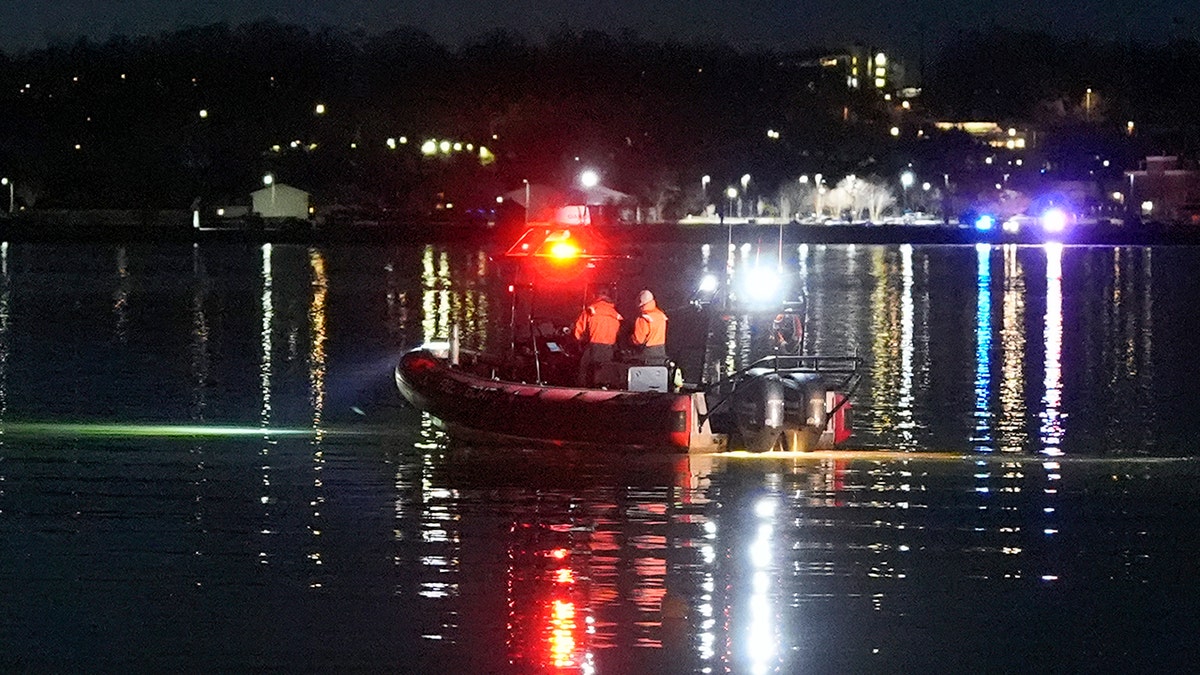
xmin=394 ymin=333 xmax=860 ymax=453
xmin=394 ymin=206 xmax=862 ymax=452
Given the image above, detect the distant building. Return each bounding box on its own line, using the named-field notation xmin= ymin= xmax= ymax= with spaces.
xmin=934 ymin=121 xmax=1033 ymax=150
xmin=503 ymin=183 xmax=634 ymax=224
xmin=1126 ymin=156 xmax=1200 ymax=223
xmin=781 ymin=45 xmax=904 ymax=92
xmin=251 ymin=183 xmax=310 ymax=219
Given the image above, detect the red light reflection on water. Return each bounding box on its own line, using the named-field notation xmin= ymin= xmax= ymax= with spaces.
xmin=549 ymin=599 xmax=579 ymax=668
xmin=506 ymin=527 xmax=593 ymax=672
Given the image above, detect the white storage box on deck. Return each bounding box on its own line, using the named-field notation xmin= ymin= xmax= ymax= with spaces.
xmin=627 ymin=366 xmax=669 ymax=392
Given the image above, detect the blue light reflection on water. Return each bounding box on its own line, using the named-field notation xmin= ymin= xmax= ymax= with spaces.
xmin=973 ymin=244 xmax=994 ymax=452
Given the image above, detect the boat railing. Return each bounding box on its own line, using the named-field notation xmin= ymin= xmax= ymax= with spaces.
xmin=699 ymin=352 xmax=863 ymax=424
xmin=730 ymin=353 xmax=862 ymax=392
xmin=743 ymin=353 xmax=861 ymax=377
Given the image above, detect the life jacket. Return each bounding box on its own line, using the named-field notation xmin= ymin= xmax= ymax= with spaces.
xmin=573 ymin=299 xmax=622 ymax=346
xmin=632 ymin=300 xmax=668 ymax=347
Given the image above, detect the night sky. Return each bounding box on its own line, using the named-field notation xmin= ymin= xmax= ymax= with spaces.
xmin=0 ymin=0 xmax=1196 ymax=57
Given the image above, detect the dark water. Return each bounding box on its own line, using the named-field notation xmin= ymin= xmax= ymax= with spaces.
xmin=1 ymin=240 xmax=1197 ymax=672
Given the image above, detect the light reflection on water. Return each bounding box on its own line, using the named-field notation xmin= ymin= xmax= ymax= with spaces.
xmin=998 ymin=244 xmax=1027 ymax=453
xmin=973 ymin=244 xmax=994 ymax=452
xmin=402 ymin=450 xmax=1195 ymax=672
xmin=0 ymin=431 xmax=1197 ymax=671
xmin=0 ymin=241 xmax=1197 ymax=672
xmin=1040 ymin=243 xmax=1065 ymax=455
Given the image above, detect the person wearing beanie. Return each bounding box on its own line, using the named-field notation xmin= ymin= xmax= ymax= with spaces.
xmin=572 ymin=288 xmax=622 ymax=386
xmin=631 ymin=289 xmax=668 ymax=365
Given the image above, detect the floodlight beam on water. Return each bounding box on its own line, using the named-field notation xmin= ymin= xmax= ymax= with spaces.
xmin=0 ymin=422 xmax=327 ymax=439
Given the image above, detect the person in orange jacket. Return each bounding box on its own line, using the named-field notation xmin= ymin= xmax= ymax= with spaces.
xmin=771 ymin=310 xmax=804 ymax=354
xmin=573 ymin=289 xmax=622 ymax=386
xmin=631 ymin=289 xmax=668 ymax=365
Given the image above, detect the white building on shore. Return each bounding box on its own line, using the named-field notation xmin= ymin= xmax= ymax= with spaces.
xmin=251 ymin=183 xmax=310 ymax=219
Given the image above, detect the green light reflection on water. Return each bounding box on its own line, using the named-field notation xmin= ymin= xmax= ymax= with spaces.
xmin=0 ymin=422 xmax=324 ymax=439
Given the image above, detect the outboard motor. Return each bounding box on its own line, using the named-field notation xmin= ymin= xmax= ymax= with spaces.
xmin=732 ymin=372 xmax=787 ymax=452
xmin=780 ymin=383 xmax=829 ymax=452
xmin=732 ymin=369 xmax=830 ymax=452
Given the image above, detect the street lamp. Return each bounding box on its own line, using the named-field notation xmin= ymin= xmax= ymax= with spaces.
xmin=579 ymin=169 xmax=600 ymax=188
xmin=943 ymin=173 xmax=951 ymax=223
xmin=725 ymin=187 xmax=738 ymax=219
xmin=0 ymin=178 xmax=11 ymax=214
xmin=900 ymin=170 xmax=915 ymax=211
xmin=739 ymin=174 xmax=750 ymax=218
xmin=263 ymin=173 xmax=276 ymax=212
xmin=523 ymin=179 xmax=530 ymax=225
xmin=814 ymin=174 xmax=824 ymax=217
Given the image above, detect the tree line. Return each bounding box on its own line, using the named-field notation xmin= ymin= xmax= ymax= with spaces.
xmin=0 ymin=21 xmax=1194 ymax=218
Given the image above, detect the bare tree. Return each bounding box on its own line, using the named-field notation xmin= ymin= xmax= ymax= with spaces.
xmin=861 ymin=181 xmax=897 ymax=222
xmin=776 ymin=178 xmax=815 ymax=220
xmin=825 ymin=181 xmax=853 ymax=220
xmin=826 ymin=176 xmax=896 ymax=222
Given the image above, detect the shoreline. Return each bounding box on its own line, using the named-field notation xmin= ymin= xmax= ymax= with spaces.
xmin=1 ymin=213 xmax=1197 ymax=247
